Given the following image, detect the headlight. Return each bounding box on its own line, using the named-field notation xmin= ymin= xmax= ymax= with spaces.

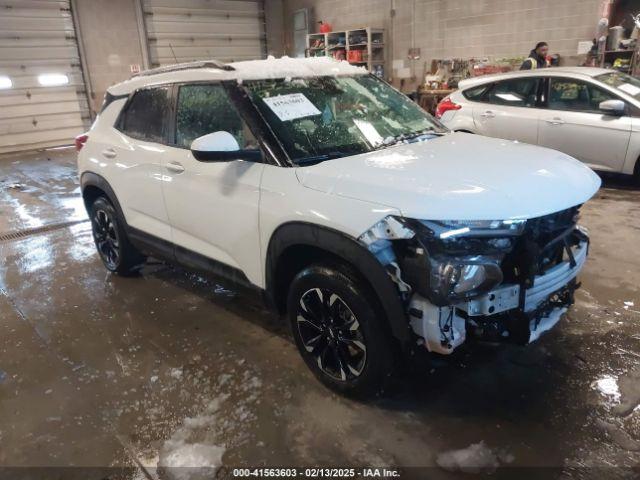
xmin=399 ymin=218 xmax=525 ymax=305
xmin=428 ymin=255 xmax=503 ymax=304
xmin=422 ymin=219 xmax=526 ymax=239
xmin=359 ymin=216 xmax=525 ymax=306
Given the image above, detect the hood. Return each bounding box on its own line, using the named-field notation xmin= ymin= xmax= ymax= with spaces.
xmin=296 ymin=132 xmax=601 ymax=221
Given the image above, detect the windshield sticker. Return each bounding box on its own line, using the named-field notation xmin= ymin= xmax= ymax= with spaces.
xmin=262 ymin=93 xmax=321 ymax=121
xmin=618 ymin=83 xmax=640 ymax=96
xmin=353 ymin=119 xmax=383 ymax=147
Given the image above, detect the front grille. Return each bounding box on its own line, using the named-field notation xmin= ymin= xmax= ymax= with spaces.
xmin=524 ymin=206 xmax=580 ymax=249
xmin=501 ymin=206 xmax=581 ymax=285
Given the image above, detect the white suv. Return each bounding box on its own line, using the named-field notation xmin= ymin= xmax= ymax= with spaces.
xmin=77 ymin=57 xmax=600 ymax=396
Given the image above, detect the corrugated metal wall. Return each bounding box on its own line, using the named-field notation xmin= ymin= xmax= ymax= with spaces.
xmin=143 ymin=0 xmax=266 ymax=66
xmin=0 ymin=0 xmax=89 ymax=154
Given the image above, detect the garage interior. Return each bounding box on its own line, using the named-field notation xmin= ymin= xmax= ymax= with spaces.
xmin=1 ymin=0 xmax=640 ymax=478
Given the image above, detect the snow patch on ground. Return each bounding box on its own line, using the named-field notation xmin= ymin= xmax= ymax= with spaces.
xmin=159 ymin=443 xmax=224 ymax=480
xmin=592 ymin=375 xmax=621 ymax=403
xmin=158 ymin=397 xmax=228 ymax=479
xmin=151 ymin=363 xmax=264 ymax=479
xmin=436 ymin=441 xmax=507 ymax=474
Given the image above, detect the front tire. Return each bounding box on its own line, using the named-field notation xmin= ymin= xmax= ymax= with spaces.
xmin=287 ymin=264 xmax=395 ymax=398
xmin=89 ymin=196 xmax=146 ymax=275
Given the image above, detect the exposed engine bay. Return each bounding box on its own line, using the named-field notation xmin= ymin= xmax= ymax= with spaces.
xmin=359 ymin=207 xmax=588 ymax=354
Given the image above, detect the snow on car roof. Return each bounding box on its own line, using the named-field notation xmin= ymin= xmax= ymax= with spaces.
xmin=107 ymin=56 xmax=368 ymax=96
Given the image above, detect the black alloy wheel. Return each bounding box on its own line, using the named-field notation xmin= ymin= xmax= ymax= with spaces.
xmin=92 ymin=208 xmax=120 ymax=270
xmin=287 ymin=264 xmax=396 ymax=397
xmin=89 ymin=196 xmax=146 ymax=275
xmin=296 ymin=287 xmax=367 ymax=381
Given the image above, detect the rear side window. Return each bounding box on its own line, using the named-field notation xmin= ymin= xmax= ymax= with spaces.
xmin=119 ymin=87 xmax=171 ymax=143
xmin=100 ymin=92 xmax=127 ymax=113
xmin=462 ymin=84 xmax=491 ymax=101
xmin=484 ymin=78 xmax=540 ymax=107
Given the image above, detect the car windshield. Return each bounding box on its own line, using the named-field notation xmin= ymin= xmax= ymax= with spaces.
xmin=595 ymin=72 xmax=640 ymax=101
xmin=243 ymin=75 xmax=447 ymax=164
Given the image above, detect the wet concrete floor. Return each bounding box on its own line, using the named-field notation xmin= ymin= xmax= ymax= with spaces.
xmin=0 ymin=149 xmax=639 ymax=479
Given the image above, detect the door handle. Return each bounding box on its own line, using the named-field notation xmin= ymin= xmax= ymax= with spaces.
xmin=545 ymin=118 xmax=565 ymax=125
xmin=102 ymin=148 xmax=117 ymax=159
xmin=480 ymin=111 xmax=495 ymax=118
xmin=166 ymin=162 xmax=185 ymax=174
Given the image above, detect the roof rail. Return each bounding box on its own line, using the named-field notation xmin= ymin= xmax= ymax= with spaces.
xmin=135 ymin=60 xmax=235 ymax=77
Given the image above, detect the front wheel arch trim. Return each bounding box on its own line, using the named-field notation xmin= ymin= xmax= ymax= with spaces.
xmin=265 ymin=222 xmax=412 ymax=345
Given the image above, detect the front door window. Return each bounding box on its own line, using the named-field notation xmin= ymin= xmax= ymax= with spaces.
xmin=175 ymin=84 xmax=258 ymax=150
xmin=548 ymin=78 xmax=618 ymax=113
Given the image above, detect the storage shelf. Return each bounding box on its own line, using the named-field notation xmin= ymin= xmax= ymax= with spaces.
xmin=306 ymin=27 xmax=385 ymax=77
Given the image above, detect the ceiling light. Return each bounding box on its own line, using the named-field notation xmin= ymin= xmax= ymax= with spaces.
xmin=38 ymin=73 xmax=69 ymax=87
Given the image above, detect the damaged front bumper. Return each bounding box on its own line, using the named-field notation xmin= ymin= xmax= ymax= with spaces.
xmin=461 ymin=236 xmax=587 ymax=316
xmin=409 ymin=238 xmax=587 ymax=354
xmin=358 ymin=212 xmax=589 ymax=355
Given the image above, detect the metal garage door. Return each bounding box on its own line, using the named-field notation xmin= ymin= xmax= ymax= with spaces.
xmin=0 ymin=0 xmax=89 ymax=154
xmin=143 ymin=0 xmax=266 ymax=67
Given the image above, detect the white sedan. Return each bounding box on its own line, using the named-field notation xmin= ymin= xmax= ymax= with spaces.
xmin=437 ymin=67 xmax=640 ymax=180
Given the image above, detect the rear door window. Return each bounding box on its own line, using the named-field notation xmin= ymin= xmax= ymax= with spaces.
xmin=484 ymin=78 xmax=540 ymax=107
xmin=119 ymin=87 xmax=171 ymax=143
xmin=462 ymin=84 xmax=492 ymax=101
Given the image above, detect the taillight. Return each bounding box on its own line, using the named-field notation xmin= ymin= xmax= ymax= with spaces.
xmin=435 ymin=97 xmax=461 ymax=119
xmin=75 ymin=133 xmax=88 ymax=152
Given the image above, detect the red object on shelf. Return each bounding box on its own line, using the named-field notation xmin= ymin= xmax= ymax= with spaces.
xmin=318 ymin=21 xmax=332 ymax=33
xmin=471 ymin=64 xmax=512 ymax=76
xmin=347 ymin=50 xmax=363 ymax=63
xmin=435 ymin=97 xmax=461 ymax=119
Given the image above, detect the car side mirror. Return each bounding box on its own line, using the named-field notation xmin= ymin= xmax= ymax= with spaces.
xmin=190 ymin=131 xmax=262 ymax=162
xmin=599 ymin=99 xmax=625 ymax=116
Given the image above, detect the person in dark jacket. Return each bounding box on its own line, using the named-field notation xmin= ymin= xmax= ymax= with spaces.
xmin=520 ymin=42 xmax=549 ymax=70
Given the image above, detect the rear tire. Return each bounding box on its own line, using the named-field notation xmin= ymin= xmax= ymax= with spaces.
xmin=287 ymin=264 xmax=395 ymax=398
xmin=89 ymin=196 xmax=146 ymax=275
